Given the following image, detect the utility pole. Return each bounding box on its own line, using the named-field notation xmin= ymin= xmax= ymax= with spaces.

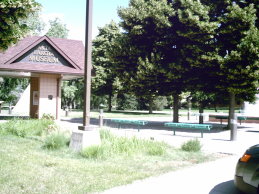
xmin=80 ymin=0 xmax=93 ymax=129
xmin=70 ymin=0 xmax=101 ymax=151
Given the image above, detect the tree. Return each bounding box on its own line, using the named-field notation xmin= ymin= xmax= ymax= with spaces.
xmin=0 ymin=0 xmax=40 ymax=51
xmin=92 ymin=21 xmax=121 ymax=111
xmin=25 ymin=11 xmax=45 ymax=36
xmin=216 ymin=3 xmax=259 ymax=140
xmin=61 ymin=81 xmax=78 ymax=109
xmin=46 ymin=18 xmax=69 ymax=38
xmin=116 ymin=0 xmax=175 ymax=114
xmin=162 ymin=0 xmax=218 ymax=122
xmin=0 ymin=78 xmax=29 ymax=105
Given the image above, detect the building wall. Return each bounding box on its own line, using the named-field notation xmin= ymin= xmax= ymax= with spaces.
xmin=30 ymin=77 xmax=39 ymax=118
xmin=38 ymin=74 xmax=61 ymax=119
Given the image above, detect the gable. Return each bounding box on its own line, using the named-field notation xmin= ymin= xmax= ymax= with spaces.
xmin=14 ymin=40 xmax=73 ymax=68
xmin=0 ymin=36 xmax=84 ymax=76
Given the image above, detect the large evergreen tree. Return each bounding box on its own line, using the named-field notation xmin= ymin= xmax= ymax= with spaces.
xmin=116 ymin=0 xmax=176 ymax=114
xmin=217 ymin=3 xmax=258 ymax=140
xmin=92 ymin=21 xmax=121 ymax=111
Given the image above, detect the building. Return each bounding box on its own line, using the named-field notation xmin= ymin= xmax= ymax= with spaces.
xmin=0 ymin=35 xmax=84 ymax=119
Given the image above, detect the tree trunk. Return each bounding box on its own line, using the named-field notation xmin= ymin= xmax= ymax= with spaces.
xmin=108 ymin=93 xmax=112 ymax=112
xmin=148 ymin=96 xmax=153 ymax=114
xmin=214 ymin=103 xmax=218 ymax=112
xmin=173 ymin=93 xmax=179 ymax=123
xmin=187 ymin=98 xmax=192 ymax=120
xmin=199 ymin=104 xmax=204 ymax=124
xmin=229 ymin=92 xmax=237 ymax=141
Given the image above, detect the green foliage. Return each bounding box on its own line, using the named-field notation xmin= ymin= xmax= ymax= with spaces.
xmin=145 ymin=141 xmax=166 ymax=156
xmin=46 ymin=18 xmax=69 ymax=38
xmin=181 ymin=139 xmax=202 ymax=152
xmin=116 ymin=93 xmax=138 ymax=110
xmin=61 ymin=81 xmax=78 ymax=109
xmin=116 ymin=0 xmax=175 ymax=101
xmin=0 ymin=0 xmax=40 ymax=50
xmin=153 ymin=96 xmax=168 ymax=111
xmin=81 ymin=130 xmax=168 ymax=159
xmin=0 ymin=131 xmax=213 ymax=193
xmin=24 ymin=11 xmax=45 ymax=36
xmin=0 ymin=119 xmax=55 ymax=137
xmin=217 ymin=3 xmax=258 ymax=96
xmin=41 ymin=113 xmax=55 ymax=120
xmin=92 ymin=21 xmax=121 ymax=111
xmin=80 ymin=145 xmax=104 ymax=159
xmin=43 ymin=132 xmax=69 ymax=150
xmin=0 ymin=78 xmax=29 ymax=104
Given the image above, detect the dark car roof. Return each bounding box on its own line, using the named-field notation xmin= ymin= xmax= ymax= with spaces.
xmin=246 ymin=144 xmax=259 ymax=155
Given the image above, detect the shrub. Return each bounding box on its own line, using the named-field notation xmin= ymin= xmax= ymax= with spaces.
xmin=181 ymin=139 xmax=202 ymax=152
xmin=43 ymin=132 xmax=69 ymax=150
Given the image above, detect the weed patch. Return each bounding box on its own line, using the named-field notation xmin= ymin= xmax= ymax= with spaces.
xmin=81 ymin=130 xmax=168 ymax=160
xmin=43 ymin=132 xmax=69 ymax=150
xmin=0 ymin=119 xmax=55 ymax=137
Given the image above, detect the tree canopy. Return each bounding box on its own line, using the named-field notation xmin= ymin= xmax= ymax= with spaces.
xmin=46 ymin=18 xmax=69 ymax=38
xmin=102 ymin=0 xmax=258 ymax=127
xmin=0 ymin=0 xmax=40 ymax=51
xmin=92 ymin=21 xmax=121 ymax=111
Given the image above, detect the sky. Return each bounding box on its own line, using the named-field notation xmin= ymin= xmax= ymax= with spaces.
xmin=36 ymin=0 xmax=130 ymax=42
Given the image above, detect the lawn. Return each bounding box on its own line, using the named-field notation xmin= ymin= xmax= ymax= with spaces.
xmin=0 ymin=119 xmax=222 ymax=193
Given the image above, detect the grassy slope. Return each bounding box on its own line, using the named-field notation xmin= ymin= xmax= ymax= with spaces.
xmin=0 ymin=134 xmax=214 ymax=193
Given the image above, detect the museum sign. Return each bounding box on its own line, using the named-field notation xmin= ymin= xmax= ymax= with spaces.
xmin=16 ymin=41 xmax=71 ymax=67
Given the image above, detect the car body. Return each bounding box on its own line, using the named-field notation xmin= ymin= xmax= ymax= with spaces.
xmin=234 ymin=144 xmax=259 ymax=194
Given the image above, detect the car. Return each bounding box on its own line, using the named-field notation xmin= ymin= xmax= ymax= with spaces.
xmin=234 ymin=144 xmax=259 ymax=194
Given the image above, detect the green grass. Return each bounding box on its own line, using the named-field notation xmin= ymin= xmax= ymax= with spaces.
xmin=0 ymin=120 xmax=222 ymax=193
xmin=0 ymin=119 xmax=55 ymax=137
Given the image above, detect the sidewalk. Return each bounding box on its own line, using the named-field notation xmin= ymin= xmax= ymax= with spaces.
xmin=100 ymin=156 xmax=241 ymax=194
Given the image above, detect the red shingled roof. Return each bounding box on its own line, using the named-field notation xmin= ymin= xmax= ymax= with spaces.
xmin=0 ymin=36 xmax=85 ymax=76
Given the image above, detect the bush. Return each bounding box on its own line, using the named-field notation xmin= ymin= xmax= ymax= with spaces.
xmin=43 ymin=132 xmax=69 ymax=150
xmin=181 ymin=139 xmax=202 ymax=152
